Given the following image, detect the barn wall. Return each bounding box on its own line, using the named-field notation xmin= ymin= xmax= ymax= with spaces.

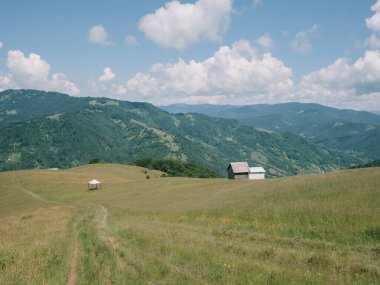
xmin=249 ymin=173 xmax=265 ymax=180
xmin=227 ymin=168 xmax=235 ymax=179
xmin=234 ymin=174 xmax=249 ymax=180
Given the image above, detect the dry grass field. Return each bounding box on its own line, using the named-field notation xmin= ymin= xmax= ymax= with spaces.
xmin=0 ymin=164 xmax=379 ymax=284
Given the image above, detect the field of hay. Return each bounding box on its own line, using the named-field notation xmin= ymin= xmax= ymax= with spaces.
xmin=0 ymin=164 xmax=379 ymax=284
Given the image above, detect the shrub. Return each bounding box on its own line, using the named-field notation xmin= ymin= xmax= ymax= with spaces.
xmin=89 ymin=158 xmax=100 ymax=164
xmin=133 ymin=158 xmax=219 ymax=178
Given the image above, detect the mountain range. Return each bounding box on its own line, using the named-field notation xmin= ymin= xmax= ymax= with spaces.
xmin=0 ymin=89 xmax=364 ymax=177
xmin=162 ymin=103 xmax=380 ymax=161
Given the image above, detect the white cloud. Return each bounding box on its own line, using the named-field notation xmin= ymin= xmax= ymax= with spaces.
xmin=88 ymin=25 xmax=112 ymax=46
xmin=365 ymin=0 xmax=380 ymax=50
xmin=291 ymin=25 xmax=318 ymax=53
xmin=50 ymin=73 xmax=80 ymax=96
xmin=90 ymin=79 xmax=128 ymax=97
xmin=7 ymin=50 xmax=50 ymax=87
xmin=127 ymin=40 xmax=293 ymax=103
xmin=253 ymin=0 xmax=262 ymax=8
xmin=366 ymin=0 xmax=380 ymax=33
xmin=256 ymin=34 xmax=274 ymax=49
xmin=113 ymin=84 xmax=127 ymax=96
xmin=298 ymin=50 xmax=380 ymax=110
xmin=99 ymin=67 xmax=116 ymax=82
xmin=2 ymin=50 xmax=80 ymax=95
xmin=125 ymin=35 xmax=380 ymax=109
xmin=365 ymin=34 xmax=380 ymax=49
xmin=90 ymin=67 xmax=127 ymax=97
xmin=0 ymin=74 xmax=18 ymax=90
xmin=124 ymin=35 xmax=138 ymax=46
xmin=138 ymin=0 xmax=233 ymax=50
xmin=127 ymin=73 xmax=160 ymax=97
xmin=0 ymin=42 xmax=3 ymax=49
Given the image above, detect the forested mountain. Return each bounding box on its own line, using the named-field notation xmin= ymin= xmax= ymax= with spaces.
xmin=0 ymin=89 xmax=88 ymax=128
xmin=0 ymin=90 xmax=362 ymax=177
xmin=162 ymin=103 xmax=380 ymax=161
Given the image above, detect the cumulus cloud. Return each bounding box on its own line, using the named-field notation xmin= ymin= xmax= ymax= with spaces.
xmin=1 ymin=50 xmax=80 ymax=95
xmin=88 ymin=25 xmax=112 ymax=46
xmin=0 ymin=74 xmax=18 ymax=90
xmin=138 ymin=0 xmax=233 ymax=50
xmin=365 ymin=33 xmax=380 ymax=49
xmin=90 ymin=67 xmax=127 ymax=97
xmin=0 ymin=42 xmax=3 ymax=49
xmin=366 ymin=0 xmax=380 ymax=33
xmin=50 ymin=73 xmax=80 ymax=95
xmin=113 ymin=84 xmax=127 ymax=96
xmin=7 ymin=50 xmax=50 ymax=86
xmin=124 ymin=35 xmax=138 ymax=46
xmin=298 ymin=50 xmax=380 ymax=109
xmin=256 ymin=34 xmax=274 ymax=49
xmin=90 ymin=80 xmax=127 ymax=97
xmin=365 ymin=1 xmax=380 ymax=51
xmin=127 ymin=40 xmax=293 ymax=103
xmin=291 ymin=25 xmax=318 ymax=53
xmin=99 ymin=67 xmax=116 ymax=82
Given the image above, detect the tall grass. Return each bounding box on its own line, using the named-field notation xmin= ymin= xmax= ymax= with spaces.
xmin=0 ymin=164 xmax=379 ymax=284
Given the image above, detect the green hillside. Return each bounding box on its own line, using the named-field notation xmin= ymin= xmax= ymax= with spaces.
xmin=0 ymin=89 xmax=88 ymax=128
xmin=0 ymin=90 xmax=360 ymax=177
xmin=351 ymin=159 xmax=380 ymax=169
xmin=0 ymin=165 xmax=379 ymax=284
xmin=162 ymin=103 xmax=380 ymax=161
xmin=133 ymin=158 xmax=218 ymax=178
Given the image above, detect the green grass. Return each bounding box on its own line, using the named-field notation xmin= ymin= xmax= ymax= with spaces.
xmin=0 ymin=164 xmax=379 ymax=284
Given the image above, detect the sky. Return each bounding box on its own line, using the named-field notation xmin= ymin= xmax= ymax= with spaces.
xmin=1 ymin=0 xmax=380 ymax=111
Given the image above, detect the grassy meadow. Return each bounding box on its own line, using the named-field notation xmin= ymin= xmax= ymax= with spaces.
xmin=0 ymin=164 xmax=379 ymax=284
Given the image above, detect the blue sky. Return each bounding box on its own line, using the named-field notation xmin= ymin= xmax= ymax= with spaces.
xmin=1 ymin=0 xmax=380 ymax=110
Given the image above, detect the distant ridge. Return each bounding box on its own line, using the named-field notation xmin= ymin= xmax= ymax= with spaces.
xmin=162 ymin=103 xmax=380 ymax=161
xmin=0 ymin=89 xmax=362 ymax=176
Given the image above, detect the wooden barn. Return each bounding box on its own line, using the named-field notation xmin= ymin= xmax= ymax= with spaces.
xmin=227 ymin=162 xmax=250 ymax=180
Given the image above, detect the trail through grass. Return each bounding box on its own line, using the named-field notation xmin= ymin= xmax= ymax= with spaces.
xmin=0 ymin=164 xmax=379 ymax=284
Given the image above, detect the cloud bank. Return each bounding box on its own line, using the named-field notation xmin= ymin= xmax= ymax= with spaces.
xmin=127 ymin=40 xmax=293 ymax=104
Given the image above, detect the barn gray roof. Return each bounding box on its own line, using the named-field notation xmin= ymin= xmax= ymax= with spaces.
xmin=228 ymin=162 xmax=250 ymax=174
xmin=249 ymin=167 xmax=266 ymax=173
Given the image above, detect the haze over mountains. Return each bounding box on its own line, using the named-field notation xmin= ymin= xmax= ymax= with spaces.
xmin=0 ymin=89 xmax=366 ymax=177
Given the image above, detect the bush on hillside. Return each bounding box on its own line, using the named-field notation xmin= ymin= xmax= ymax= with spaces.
xmin=133 ymin=158 xmax=219 ymax=178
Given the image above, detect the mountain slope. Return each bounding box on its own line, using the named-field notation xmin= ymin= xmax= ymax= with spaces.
xmin=162 ymin=103 xmax=380 ymax=160
xmin=0 ymin=89 xmax=88 ymax=128
xmin=0 ymin=90 xmax=361 ymax=176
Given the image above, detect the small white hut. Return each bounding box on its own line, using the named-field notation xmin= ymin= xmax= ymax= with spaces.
xmin=249 ymin=167 xmax=266 ymax=180
xmin=88 ymin=179 xmax=102 ymax=190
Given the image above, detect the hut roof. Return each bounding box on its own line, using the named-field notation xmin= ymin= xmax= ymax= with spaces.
xmin=249 ymin=167 xmax=266 ymax=173
xmin=228 ymin=162 xmax=250 ymax=174
xmin=88 ymin=179 xmax=101 ymax=185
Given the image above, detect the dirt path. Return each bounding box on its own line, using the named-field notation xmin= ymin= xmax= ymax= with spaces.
xmin=66 ymin=203 xmax=112 ymax=285
xmin=12 ymin=175 xmax=57 ymax=204
xmin=67 ymin=241 xmax=79 ymax=285
xmin=95 ymin=204 xmax=108 ymax=230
